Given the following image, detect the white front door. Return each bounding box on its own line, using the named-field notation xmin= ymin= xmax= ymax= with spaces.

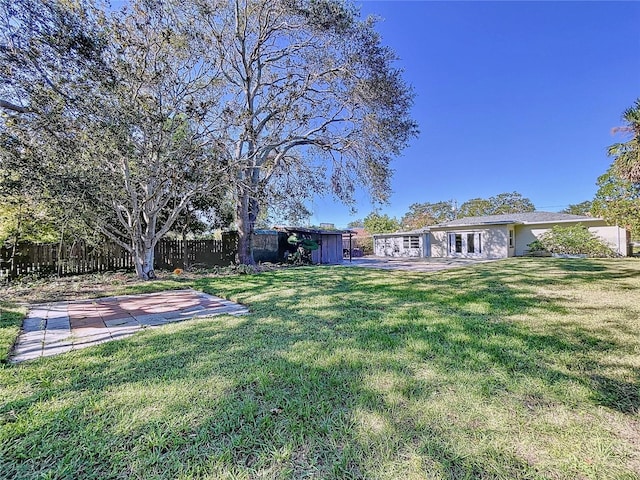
xmin=448 ymin=232 xmax=482 ymax=257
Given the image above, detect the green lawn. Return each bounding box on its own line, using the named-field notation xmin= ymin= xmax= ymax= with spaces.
xmin=1 ymin=258 xmax=639 ymax=479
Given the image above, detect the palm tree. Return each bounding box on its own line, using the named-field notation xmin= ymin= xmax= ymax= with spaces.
xmin=608 ymin=98 xmax=640 ymax=183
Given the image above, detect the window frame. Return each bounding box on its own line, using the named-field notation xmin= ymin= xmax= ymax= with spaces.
xmin=403 ymin=235 xmax=420 ymax=249
xmin=448 ymin=231 xmax=482 ymax=255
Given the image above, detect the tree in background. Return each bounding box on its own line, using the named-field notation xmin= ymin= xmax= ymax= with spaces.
xmin=0 ymin=196 xmax=58 ymax=246
xmin=561 ymin=201 xmax=593 ymax=216
xmin=363 ymin=211 xmax=400 ymax=234
xmin=591 ymin=167 xmax=640 ymax=240
xmin=347 ymin=219 xmax=365 ymax=229
xmin=400 ymin=200 xmax=455 ymax=230
xmin=457 ymin=192 xmax=535 ymax=218
xmin=608 ymin=98 xmax=640 ymax=184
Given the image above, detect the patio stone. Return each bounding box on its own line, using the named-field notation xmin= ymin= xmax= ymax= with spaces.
xmin=72 ymin=332 xmax=113 ymax=346
xmin=46 ymin=306 xmax=69 ymax=318
xmin=11 ymin=290 xmax=248 ymax=362
xmin=135 ymin=314 xmax=172 ymax=326
xmin=22 ymin=317 xmax=46 ymax=332
xmin=104 ymin=317 xmax=138 ymax=328
xmin=41 ymin=345 xmax=73 ymax=357
xmin=46 ymin=318 xmax=71 ymax=330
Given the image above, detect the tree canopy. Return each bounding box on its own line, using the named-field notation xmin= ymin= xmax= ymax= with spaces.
xmin=363 ymin=211 xmax=400 ymax=234
xmin=609 ymin=98 xmax=640 ymax=184
xmin=561 ymin=201 xmax=593 ymax=216
xmin=591 ymin=167 xmax=640 ymax=240
xmin=457 ymin=192 xmax=535 ymax=218
xmin=400 ymin=201 xmax=455 ymax=230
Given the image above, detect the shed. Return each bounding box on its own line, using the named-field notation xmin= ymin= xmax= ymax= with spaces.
xmin=275 ymin=226 xmax=350 ymax=264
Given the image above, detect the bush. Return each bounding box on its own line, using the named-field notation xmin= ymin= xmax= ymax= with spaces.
xmin=531 ymin=224 xmax=617 ymax=258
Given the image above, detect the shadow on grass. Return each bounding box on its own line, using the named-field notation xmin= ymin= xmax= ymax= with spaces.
xmin=1 ymin=259 xmax=639 ymax=479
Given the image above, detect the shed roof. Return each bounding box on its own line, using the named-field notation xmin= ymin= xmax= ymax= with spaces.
xmin=273 ymin=226 xmax=352 ymax=235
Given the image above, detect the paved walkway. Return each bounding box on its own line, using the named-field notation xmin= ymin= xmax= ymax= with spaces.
xmin=11 ymin=290 xmax=248 ymax=363
xmin=341 ymin=256 xmax=497 ymax=272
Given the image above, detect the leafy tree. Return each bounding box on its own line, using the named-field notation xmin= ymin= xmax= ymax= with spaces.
xmin=363 ymin=211 xmax=399 ymax=234
xmin=608 ymin=98 xmax=640 ymax=184
xmin=400 ymin=200 xmax=455 ymax=229
xmin=561 ymin=201 xmax=593 ymax=216
xmin=591 ymin=167 xmax=640 ymax=240
xmin=1 ymin=0 xmax=228 ymax=279
xmin=197 ymin=0 xmax=417 ymax=264
xmin=347 ymin=219 xmax=364 ymax=229
xmin=456 ymin=198 xmax=493 ymax=218
xmin=458 ymin=192 xmax=535 ymax=218
xmin=456 ymin=198 xmax=492 ymax=218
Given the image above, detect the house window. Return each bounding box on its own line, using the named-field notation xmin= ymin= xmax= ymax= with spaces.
xmin=467 ymin=233 xmax=475 ymax=253
xmin=509 ymin=229 xmax=514 ymax=248
xmin=403 ymin=236 xmax=420 ymax=249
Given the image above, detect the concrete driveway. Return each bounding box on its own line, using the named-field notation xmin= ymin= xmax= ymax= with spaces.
xmin=341 ymin=256 xmax=497 ymax=272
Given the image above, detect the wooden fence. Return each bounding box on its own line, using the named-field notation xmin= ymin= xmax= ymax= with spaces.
xmin=155 ymin=237 xmax=237 ymax=270
xmin=0 ymin=235 xmax=239 ymax=281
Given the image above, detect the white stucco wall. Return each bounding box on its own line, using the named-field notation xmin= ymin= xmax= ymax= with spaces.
xmin=589 ymin=226 xmax=628 ymax=256
xmin=513 ymin=221 xmax=627 ymax=256
xmin=430 ymin=226 xmax=509 ymax=259
xmin=374 ymin=235 xmax=424 ymax=257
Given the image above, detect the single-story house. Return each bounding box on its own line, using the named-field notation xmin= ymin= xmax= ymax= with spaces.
xmin=373 ymin=212 xmax=629 ymax=259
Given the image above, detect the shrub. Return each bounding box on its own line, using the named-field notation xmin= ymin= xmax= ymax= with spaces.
xmin=532 ymin=224 xmax=617 ymax=257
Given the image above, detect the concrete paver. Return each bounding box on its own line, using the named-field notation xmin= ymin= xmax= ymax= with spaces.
xmin=11 ymin=289 xmax=248 ymax=363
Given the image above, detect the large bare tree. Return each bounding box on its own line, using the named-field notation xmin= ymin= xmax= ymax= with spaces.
xmin=195 ymin=0 xmax=418 ymax=263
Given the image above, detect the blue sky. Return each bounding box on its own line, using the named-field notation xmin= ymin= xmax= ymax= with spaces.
xmin=309 ymin=1 xmax=640 ymax=228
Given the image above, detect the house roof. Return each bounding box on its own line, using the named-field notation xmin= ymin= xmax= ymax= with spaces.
xmin=372 ymin=228 xmax=428 ymax=238
xmin=372 ymin=212 xmax=605 ymax=238
xmin=430 ymin=212 xmax=603 ymax=228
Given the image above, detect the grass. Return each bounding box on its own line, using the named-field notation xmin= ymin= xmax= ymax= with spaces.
xmin=0 ymin=301 xmax=25 ymax=362
xmin=0 ymin=258 xmax=639 ymax=479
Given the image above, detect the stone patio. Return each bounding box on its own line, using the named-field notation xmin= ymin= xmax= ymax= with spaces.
xmin=11 ymin=289 xmax=248 ymax=363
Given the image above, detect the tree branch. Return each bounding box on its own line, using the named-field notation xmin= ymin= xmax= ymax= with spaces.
xmin=0 ymin=99 xmax=30 ymax=113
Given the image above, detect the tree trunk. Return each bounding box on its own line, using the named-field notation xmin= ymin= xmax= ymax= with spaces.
xmin=236 ymin=192 xmax=258 ymax=265
xmin=133 ymin=239 xmax=156 ymax=280
xmin=181 ymin=228 xmax=190 ymax=271
xmin=10 ymin=204 xmax=22 ymax=278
